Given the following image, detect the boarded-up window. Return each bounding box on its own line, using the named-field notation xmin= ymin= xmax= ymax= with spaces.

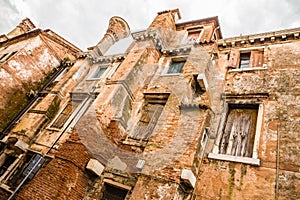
xmin=129 ymin=93 xmax=169 ymax=140
xmin=50 ymin=101 xmax=81 ymax=129
xmin=219 ymin=105 xmax=258 ymax=157
xmin=167 ymin=60 xmax=185 ymax=74
xmin=130 ymin=103 xmax=164 ymax=140
xmin=102 ymin=183 xmax=128 ymax=200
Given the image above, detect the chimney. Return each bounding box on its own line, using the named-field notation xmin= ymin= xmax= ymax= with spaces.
xmin=6 ymin=18 xmax=36 ymax=39
xmin=149 ymin=9 xmax=181 ymax=30
xmin=93 ymin=16 xmax=130 ymax=56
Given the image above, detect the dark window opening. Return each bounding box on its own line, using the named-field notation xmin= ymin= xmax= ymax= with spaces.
xmin=102 ymin=183 xmax=128 ymax=200
xmin=192 ymin=74 xmax=204 ymax=95
xmin=219 ymin=104 xmax=258 ymax=157
xmin=0 ymin=155 xmax=16 ymax=176
xmin=0 ymin=53 xmax=9 ymax=62
xmin=239 ymin=52 xmax=251 ymax=69
xmin=167 ymin=60 xmax=185 ymax=74
xmin=6 ymin=152 xmax=49 ymax=190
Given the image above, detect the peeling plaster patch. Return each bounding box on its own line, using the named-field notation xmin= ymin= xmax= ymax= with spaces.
xmin=8 ymin=60 xmax=22 ymax=71
xmin=9 ymin=60 xmax=33 ymax=80
xmin=38 ymin=48 xmax=59 ymax=69
xmin=157 ymin=184 xmax=172 ymax=200
xmin=0 ymin=68 xmax=13 ymax=81
xmin=24 ymin=36 xmax=43 ymax=52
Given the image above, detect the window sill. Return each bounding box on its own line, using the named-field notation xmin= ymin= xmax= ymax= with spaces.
xmin=229 ymin=66 xmax=267 ymax=73
xmin=160 ymin=73 xmax=182 ymax=77
xmin=86 ymin=78 xmax=101 ymax=81
xmin=208 ymin=153 xmax=260 ymax=166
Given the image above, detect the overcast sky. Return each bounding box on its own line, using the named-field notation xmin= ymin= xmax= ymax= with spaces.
xmin=1 ymin=0 xmax=300 ymax=50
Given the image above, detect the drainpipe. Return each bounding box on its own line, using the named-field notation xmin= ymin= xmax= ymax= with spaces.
xmin=275 ymin=119 xmax=280 ymax=200
xmin=7 ymin=61 xmax=71 ymax=199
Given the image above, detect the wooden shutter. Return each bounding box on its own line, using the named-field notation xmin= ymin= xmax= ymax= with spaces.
xmin=219 ymin=108 xmax=258 ymax=157
xmin=228 ymin=48 xmax=240 ymax=68
xmin=249 ymin=50 xmax=264 ymax=67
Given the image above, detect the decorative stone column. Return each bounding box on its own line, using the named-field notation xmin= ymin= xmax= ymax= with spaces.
xmin=93 ymin=16 xmax=130 ymax=56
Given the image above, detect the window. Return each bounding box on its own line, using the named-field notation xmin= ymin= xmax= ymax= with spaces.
xmin=208 ymin=100 xmax=264 ymax=166
xmin=91 ymin=67 xmax=107 ymax=79
xmin=0 ymin=137 xmax=19 ymax=176
xmin=0 ymin=53 xmax=9 ymax=62
xmin=102 ymin=183 xmax=128 ymax=200
xmin=187 ymin=26 xmax=203 ymax=44
xmin=88 ymin=65 xmax=109 ymax=80
xmin=0 ymin=51 xmax=17 ymax=63
xmin=228 ymin=48 xmax=264 ymax=69
xmin=219 ymin=104 xmax=258 ymax=157
xmin=22 ymin=154 xmax=45 ymax=180
xmin=239 ymin=52 xmax=251 ymax=69
xmin=49 ymin=100 xmax=82 ymax=130
xmin=167 ymin=60 xmax=185 ymax=74
xmin=131 ymin=102 xmax=164 ymax=140
xmin=124 ymin=93 xmax=169 ymax=149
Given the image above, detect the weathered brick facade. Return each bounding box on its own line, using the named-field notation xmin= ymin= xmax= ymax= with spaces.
xmin=0 ymin=8 xmax=299 ymax=200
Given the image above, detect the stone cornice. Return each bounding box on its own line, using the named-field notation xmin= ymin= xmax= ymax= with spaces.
xmin=132 ymin=29 xmax=164 ymax=50
xmin=132 ymin=29 xmax=194 ymax=56
xmin=218 ymin=27 xmax=300 ymax=48
xmin=81 ymin=52 xmax=125 ymax=64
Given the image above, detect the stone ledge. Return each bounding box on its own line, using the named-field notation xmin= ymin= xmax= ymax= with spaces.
xmin=228 ymin=66 xmax=268 ymax=73
xmin=208 ymin=153 xmax=260 ymax=166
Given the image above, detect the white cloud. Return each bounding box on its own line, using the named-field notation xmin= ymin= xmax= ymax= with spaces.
xmin=1 ymin=0 xmax=300 ymax=50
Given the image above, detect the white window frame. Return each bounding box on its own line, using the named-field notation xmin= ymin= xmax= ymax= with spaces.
xmin=208 ymin=100 xmax=264 ymax=166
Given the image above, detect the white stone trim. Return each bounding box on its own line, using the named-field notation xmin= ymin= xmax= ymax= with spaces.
xmin=252 ymin=103 xmax=264 ymax=159
xmin=229 ymin=66 xmax=268 ymax=73
xmin=211 ymin=101 xmax=264 ymax=165
xmin=208 ymin=153 xmax=260 ymax=166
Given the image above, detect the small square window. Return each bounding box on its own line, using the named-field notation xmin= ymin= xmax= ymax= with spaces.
xmin=167 ymin=60 xmax=185 ymax=74
xmin=186 ymin=26 xmax=203 ymax=44
xmin=239 ymin=52 xmax=251 ymax=69
xmin=91 ymin=67 xmax=107 ymax=79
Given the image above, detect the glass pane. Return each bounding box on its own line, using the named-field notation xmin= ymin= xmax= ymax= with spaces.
xmin=240 ymin=60 xmax=250 ymax=68
xmin=92 ymin=67 xmax=107 ymax=79
xmin=239 ymin=53 xmax=251 ymax=68
xmin=167 ymin=61 xmax=185 ymax=74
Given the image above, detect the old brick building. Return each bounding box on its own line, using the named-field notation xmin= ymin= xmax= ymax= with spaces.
xmin=0 ymin=8 xmax=299 ymax=200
